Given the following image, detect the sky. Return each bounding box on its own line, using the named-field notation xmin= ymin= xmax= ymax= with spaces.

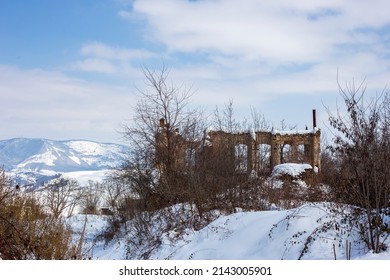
xmin=1 ymin=0 xmax=390 ymax=144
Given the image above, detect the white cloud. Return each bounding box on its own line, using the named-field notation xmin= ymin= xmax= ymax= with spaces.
xmin=81 ymin=42 xmax=155 ymax=61
xmin=120 ymin=1 xmax=390 ymax=103
xmin=72 ymin=42 xmax=157 ymax=75
xmin=63 ymin=0 xmax=390 ymax=136
xmin=128 ymin=0 xmax=390 ymax=64
xmin=7 ymin=0 xmax=387 ymax=143
xmin=0 ymin=65 xmax=135 ymax=143
xmin=130 ymin=0 xmax=330 ymax=62
xmin=74 ymin=58 xmax=118 ymax=74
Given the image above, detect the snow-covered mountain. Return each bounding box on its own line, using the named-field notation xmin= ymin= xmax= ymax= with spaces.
xmin=0 ymin=138 xmax=129 ymax=173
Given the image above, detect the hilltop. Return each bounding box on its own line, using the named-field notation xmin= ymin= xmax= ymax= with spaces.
xmin=0 ymin=137 xmax=129 ymax=186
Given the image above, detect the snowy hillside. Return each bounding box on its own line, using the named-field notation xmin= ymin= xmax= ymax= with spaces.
xmin=70 ymin=203 xmax=390 ymax=260
xmin=0 ymin=138 xmax=129 ymax=172
xmin=65 ymin=164 xmax=390 ymax=260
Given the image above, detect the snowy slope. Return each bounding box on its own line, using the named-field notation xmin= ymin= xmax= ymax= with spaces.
xmin=74 ymin=203 xmax=390 ymax=260
xmin=0 ymin=138 xmax=129 ymax=172
xmin=63 ymin=164 xmax=390 ymax=260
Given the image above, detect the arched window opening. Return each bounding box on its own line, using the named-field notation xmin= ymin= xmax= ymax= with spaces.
xmin=258 ymin=144 xmax=271 ymax=173
xmin=298 ymin=144 xmax=306 ymax=163
xmin=280 ymin=143 xmax=292 ymax=164
xmin=235 ymin=144 xmax=248 ymax=173
xmin=185 ymin=148 xmax=196 ymax=167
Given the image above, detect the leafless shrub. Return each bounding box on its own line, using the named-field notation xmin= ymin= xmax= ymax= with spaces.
xmin=42 ymin=177 xmax=85 ymax=218
xmin=326 ymin=78 xmax=390 ymax=253
xmin=101 ymin=176 xmax=133 ymax=214
xmin=0 ymin=169 xmax=84 ymax=259
xmin=80 ymin=180 xmax=102 ymax=215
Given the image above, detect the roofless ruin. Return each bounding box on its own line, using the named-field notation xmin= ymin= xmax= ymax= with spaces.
xmin=156 ymin=110 xmax=321 ymax=176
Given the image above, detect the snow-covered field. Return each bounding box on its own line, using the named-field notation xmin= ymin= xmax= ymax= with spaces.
xmin=62 ymin=170 xmax=110 ymax=185
xmin=4 ymin=161 xmax=390 ymax=261
xmin=40 ymin=163 xmax=390 ymax=260
xmin=69 ymin=202 xmax=390 ymax=260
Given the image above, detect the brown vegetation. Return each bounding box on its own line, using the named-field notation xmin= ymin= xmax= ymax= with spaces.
xmin=0 ymin=169 xmax=84 ymax=259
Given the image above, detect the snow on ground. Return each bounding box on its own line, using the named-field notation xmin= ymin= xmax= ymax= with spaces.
xmin=73 ymin=203 xmax=390 ymax=260
xmin=67 ymin=214 xmax=128 ymax=260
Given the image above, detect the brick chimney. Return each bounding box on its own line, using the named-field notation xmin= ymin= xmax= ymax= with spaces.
xmin=312 ymin=109 xmax=317 ymax=129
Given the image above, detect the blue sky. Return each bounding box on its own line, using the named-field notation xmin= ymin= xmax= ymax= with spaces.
xmin=1 ymin=0 xmax=390 ymax=143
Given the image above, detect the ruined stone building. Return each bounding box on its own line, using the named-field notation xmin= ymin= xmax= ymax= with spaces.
xmin=156 ymin=110 xmax=321 ymax=176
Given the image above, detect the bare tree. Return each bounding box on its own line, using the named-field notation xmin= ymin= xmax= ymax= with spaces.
xmin=251 ymin=107 xmax=272 ymax=173
xmin=0 ymin=169 xmax=83 ymax=259
xmin=80 ymin=180 xmax=102 ymax=215
xmin=102 ymin=176 xmax=132 ymax=214
xmin=121 ymin=65 xmax=205 ymax=210
xmin=43 ymin=177 xmax=85 ymax=218
xmin=327 ymin=79 xmax=390 ymax=253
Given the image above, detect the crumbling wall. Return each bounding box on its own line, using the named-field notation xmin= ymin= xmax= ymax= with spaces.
xmin=207 ymin=129 xmax=321 ymax=174
xmin=155 ymin=118 xmax=321 ymax=175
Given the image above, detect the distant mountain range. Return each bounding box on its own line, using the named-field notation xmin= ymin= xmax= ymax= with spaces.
xmin=0 ymin=138 xmax=129 ymax=173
